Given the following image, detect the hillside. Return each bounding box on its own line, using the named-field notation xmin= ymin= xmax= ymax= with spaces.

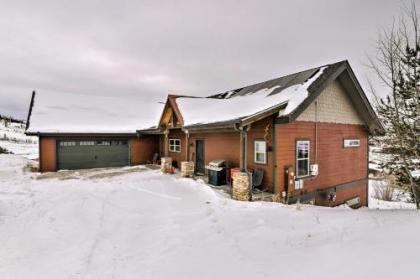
xmin=0 ymin=118 xmax=38 ymax=159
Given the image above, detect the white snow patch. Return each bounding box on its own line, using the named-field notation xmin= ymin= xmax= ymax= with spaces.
xmin=176 ymin=67 xmax=326 ymax=126
xmin=0 ymin=121 xmax=38 ymax=159
xmin=0 ymin=154 xmax=419 ymax=279
xmin=26 ymin=92 xmax=164 ymax=134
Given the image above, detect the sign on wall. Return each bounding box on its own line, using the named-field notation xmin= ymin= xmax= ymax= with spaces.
xmin=343 ymin=139 xmax=360 ymax=148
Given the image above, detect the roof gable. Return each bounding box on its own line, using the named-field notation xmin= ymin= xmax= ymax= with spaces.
xmin=284 ymin=61 xmax=384 ymax=134
xmin=158 ymin=95 xmax=185 ymax=128
xmin=297 ymin=79 xmax=364 ymax=124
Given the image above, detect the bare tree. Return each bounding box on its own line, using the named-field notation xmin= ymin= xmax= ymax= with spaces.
xmin=368 ymin=1 xmax=420 ymax=209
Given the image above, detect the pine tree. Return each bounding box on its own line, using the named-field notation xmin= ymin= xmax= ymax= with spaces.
xmin=370 ymin=2 xmax=420 ymax=208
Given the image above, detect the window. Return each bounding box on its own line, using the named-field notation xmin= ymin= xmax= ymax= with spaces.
xmin=96 ymin=141 xmax=110 ymax=146
xmin=296 ymin=140 xmax=310 ymax=178
xmin=111 ymin=140 xmax=128 ymax=146
xmin=169 ymin=139 xmax=181 ymax=152
xmin=343 ymin=139 xmax=360 ymax=148
xmin=80 ymin=141 xmax=94 ymax=146
xmin=60 ymin=141 xmax=76 ymax=147
xmin=254 ymin=140 xmax=267 ymax=164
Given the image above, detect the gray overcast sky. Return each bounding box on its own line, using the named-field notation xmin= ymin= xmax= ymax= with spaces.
xmin=0 ymin=0 xmax=403 ymax=119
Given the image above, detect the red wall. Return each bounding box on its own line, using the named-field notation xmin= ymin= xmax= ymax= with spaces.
xmin=40 ymin=136 xmax=56 ymax=172
xmin=161 ymin=117 xmax=276 ymax=191
xmin=276 ymin=121 xmax=368 ymax=205
xmin=131 ymin=136 xmax=159 ymax=165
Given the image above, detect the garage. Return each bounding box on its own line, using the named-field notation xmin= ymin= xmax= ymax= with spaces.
xmin=57 ymin=139 xmax=129 ymax=170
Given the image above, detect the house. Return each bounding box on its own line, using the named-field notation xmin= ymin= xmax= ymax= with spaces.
xmin=26 ymin=60 xmax=383 ymax=207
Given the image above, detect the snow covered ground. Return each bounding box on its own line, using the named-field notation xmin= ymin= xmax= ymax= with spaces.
xmin=0 ymin=154 xmax=419 ymax=279
xmin=0 ymin=121 xmax=38 ymax=159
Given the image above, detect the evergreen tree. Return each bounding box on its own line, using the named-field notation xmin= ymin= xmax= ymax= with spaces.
xmin=370 ymin=1 xmax=420 ymax=208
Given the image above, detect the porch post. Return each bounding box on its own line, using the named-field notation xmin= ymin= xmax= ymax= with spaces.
xmin=239 ymin=128 xmax=248 ymax=172
xmin=185 ymin=130 xmax=190 ymax=161
xmin=164 ymin=128 xmax=169 ymax=157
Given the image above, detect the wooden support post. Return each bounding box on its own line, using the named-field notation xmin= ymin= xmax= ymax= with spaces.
xmin=239 ymin=128 xmax=248 ymax=172
xmin=185 ymin=130 xmax=190 ymax=161
xmin=164 ymin=128 xmax=169 ymax=157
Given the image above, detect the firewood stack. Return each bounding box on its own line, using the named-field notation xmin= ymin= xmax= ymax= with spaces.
xmin=180 ymin=161 xmax=194 ymax=177
xmin=161 ymin=157 xmax=172 ymax=173
xmin=232 ymin=172 xmax=250 ymax=201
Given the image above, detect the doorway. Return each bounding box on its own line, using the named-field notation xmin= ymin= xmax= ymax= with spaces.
xmin=195 ymin=139 xmax=205 ymax=174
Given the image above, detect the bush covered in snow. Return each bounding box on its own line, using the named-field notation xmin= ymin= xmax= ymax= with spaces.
xmin=0 ymin=146 xmax=11 ymax=154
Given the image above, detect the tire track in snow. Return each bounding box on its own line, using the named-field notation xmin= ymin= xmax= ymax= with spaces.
xmin=80 ymin=192 xmax=109 ymax=279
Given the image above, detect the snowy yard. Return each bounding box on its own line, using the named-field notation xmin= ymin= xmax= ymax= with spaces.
xmin=0 ymin=154 xmax=419 ymax=279
xmin=0 ymin=121 xmax=38 ymax=159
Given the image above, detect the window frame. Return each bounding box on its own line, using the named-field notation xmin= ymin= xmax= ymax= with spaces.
xmin=96 ymin=140 xmax=111 ymax=146
xmin=254 ymin=140 xmax=267 ymax=164
xmin=80 ymin=141 xmax=95 ymax=146
xmin=296 ymin=140 xmax=310 ymax=178
xmin=59 ymin=141 xmax=76 ymax=147
xmin=343 ymin=138 xmax=360 ymax=148
xmin=169 ymin=138 xmax=181 ymax=153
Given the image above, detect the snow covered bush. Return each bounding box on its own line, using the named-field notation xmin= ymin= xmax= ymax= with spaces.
xmin=0 ymin=146 xmax=11 ymax=154
xmin=373 ymin=176 xmax=396 ymax=201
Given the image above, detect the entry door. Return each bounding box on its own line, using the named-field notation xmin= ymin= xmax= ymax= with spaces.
xmin=195 ymin=140 xmax=205 ymax=174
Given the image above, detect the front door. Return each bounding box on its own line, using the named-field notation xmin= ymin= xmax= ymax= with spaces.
xmin=195 ymin=139 xmax=205 ymax=174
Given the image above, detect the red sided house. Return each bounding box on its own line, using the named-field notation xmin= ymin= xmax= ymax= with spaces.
xmin=26 ymin=60 xmax=383 ymax=207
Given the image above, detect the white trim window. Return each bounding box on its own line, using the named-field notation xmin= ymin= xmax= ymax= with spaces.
xmin=60 ymin=141 xmax=76 ymax=147
xmin=169 ymin=139 xmax=181 ymax=152
xmin=343 ymin=139 xmax=360 ymax=148
xmin=296 ymin=140 xmax=310 ymax=178
xmin=80 ymin=141 xmax=94 ymax=146
xmin=254 ymin=140 xmax=267 ymax=164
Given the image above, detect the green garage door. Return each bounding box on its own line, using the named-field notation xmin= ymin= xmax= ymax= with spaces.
xmin=57 ymin=140 xmax=129 ymax=170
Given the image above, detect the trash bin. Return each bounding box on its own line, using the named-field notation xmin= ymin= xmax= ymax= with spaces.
xmin=206 ymin=160 xmax=226 ymax=186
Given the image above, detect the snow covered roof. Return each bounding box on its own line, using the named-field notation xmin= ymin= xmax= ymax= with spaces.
xmin=175 ymin=66 xmax=326 ymax=127
xmin=26 ymin=92 xmax=164 ymax=134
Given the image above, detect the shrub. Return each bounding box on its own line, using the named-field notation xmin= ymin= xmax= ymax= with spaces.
xmin=0 ymin=146 xmax=11 ymax=154
xmin=373 ymin=176 xmax=396 ymax=201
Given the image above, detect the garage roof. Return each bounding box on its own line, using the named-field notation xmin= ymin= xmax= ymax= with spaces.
xmin=26 ymin=92 xmax=164 ymax=135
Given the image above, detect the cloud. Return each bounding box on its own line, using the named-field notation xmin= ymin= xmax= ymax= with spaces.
xmin=0 ymin=0 xmax=401 ymax=119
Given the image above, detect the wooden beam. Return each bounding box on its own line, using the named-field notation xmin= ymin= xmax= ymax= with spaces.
xmin=164 ymin=129 xmax=169 ymax=157
xmin=185 ymin=130 xmax=190 ymax=161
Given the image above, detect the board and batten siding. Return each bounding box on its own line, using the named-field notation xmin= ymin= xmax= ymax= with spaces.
xmin=297 ymin=80 xmax=364 ymax=125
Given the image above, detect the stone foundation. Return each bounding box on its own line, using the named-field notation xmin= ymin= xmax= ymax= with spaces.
xmin=180 ymin=161 xmax=194 ymax=177
xmin=232 ymin=172 xmax=251 ymax=201
xmin=161 ymin=157 xmax=172 ymax=173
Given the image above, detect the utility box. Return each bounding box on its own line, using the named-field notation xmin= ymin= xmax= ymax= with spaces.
xmin=310 ymin=164 xmax=319 ymax=176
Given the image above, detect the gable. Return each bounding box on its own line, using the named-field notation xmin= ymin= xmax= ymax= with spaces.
xmin=158 ymin=97 xmax=183 ymax=128
xmin=297 ymin=80 xmax=364 ymax=125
